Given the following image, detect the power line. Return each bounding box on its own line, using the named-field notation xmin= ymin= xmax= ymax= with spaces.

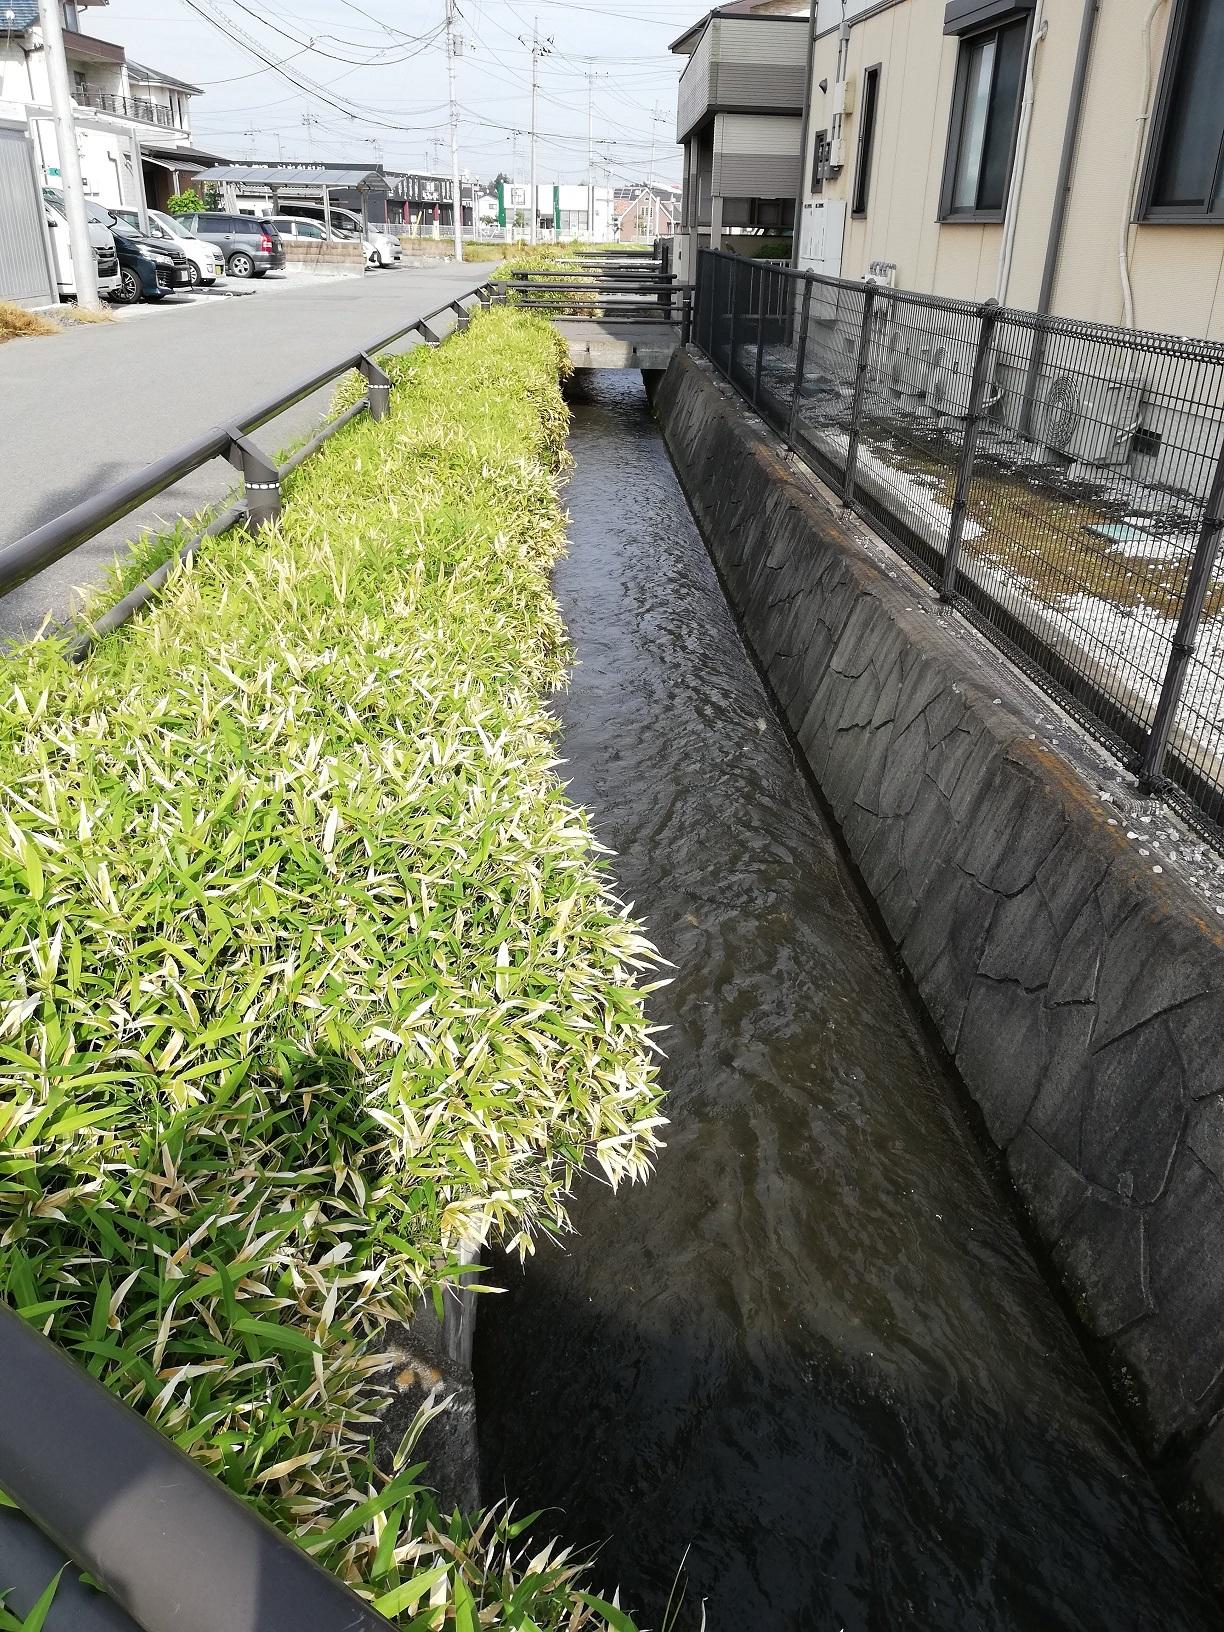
xmin=177 ymin=0 xmax=450 ymax=132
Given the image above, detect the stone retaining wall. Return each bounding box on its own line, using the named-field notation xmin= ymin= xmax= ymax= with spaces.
xmin=654 ymin=348 xmax=1224 ymax=1576
xmin=281 ymin=240 xmax=365 ymax=272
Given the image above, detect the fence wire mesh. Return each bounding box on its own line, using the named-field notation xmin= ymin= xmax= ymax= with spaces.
xmin=693 ymin=249 xmax=1224 ymax=843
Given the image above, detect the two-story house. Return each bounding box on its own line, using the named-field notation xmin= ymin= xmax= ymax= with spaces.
xmin=793 ymin=0 xmax=1224 ymax=342
xmin=0 ymin=0 xmax=211 ymax=216
xmin=670 ymin=0 xmax=809 ymax=283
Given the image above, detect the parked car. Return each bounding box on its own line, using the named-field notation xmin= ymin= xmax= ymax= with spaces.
xmin=175 ymin=212 xmax=285 ymax=279
xmin=43 ymin=190 xmax=191 ymax=304
xmin=111 ymin=208 xmax=225 ymax=288
xmin=270 ymin=216 xmax=380 ymax=268
xmin=279 ymin=208 xmax=401 ymax=268
xmin=41 ymin=197 xmax=121 ymax=302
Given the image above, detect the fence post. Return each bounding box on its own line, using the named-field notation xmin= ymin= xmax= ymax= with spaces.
xmin=357 ymin=352 xmax=393 ymax=421
xmin=1139 ymin=435 xmax=1224 ymax=794
xmin=842 ymin=280 xmax=879 ymax=506
xmin=941 ymin=298 xmax=1001 ymax=601
xmin=753 ymin=265 xmax=767 ymax=405
xmin=681 ymin=285 xmax=693 ymax=348
xmin=786 ymin=272 xmax=816 ymax=451
xmin=727 ymin=256 xmax=739 ymax=378
xmin=225 ymin=430 xmax=281 ymax=530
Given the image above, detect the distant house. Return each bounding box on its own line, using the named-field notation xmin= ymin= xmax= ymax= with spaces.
xmin=614 ymin=184 xmax=681 ymax=243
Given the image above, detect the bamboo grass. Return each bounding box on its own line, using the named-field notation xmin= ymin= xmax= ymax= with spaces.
xmin=0 ymin=307 xmax=662 ymax=1628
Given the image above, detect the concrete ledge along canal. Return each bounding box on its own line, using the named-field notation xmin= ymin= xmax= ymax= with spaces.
xmin=472 ymin=371 xmax=1220 ymax=1629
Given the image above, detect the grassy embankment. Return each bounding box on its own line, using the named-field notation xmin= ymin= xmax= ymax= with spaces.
xmin=0 ymin=306 xmax=663 ymax=1628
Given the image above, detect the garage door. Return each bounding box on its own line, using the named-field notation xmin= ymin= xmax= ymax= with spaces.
xmin=0 ymin=121 xmax=55 ymax=309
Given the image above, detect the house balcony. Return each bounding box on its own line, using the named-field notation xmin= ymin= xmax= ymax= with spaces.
xmin=76 ymin=85 xmax=181 ymax=131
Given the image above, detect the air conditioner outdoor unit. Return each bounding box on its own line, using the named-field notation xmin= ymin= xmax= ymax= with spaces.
xmin=1038 ymin=371 xmax=1144 ymax=465
xmin=890 ymin=328 xmax=937 ymax=399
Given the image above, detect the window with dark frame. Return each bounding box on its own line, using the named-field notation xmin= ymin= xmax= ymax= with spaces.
xmin=851 ymin=66 xmax=880 ymax=218
xmin=1140 ymin=0 xmax=1224 ymax=222
xmin=811 ymin=128 xmax=829 ymax=195
xmin=939 ymin=15 xmax=1027 ymax=220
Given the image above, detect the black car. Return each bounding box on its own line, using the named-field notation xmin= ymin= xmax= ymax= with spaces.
xmin=102 ymin=212 xmax=192 ymax=304
xmin=43 ymin=189 xmax=191 ymax=304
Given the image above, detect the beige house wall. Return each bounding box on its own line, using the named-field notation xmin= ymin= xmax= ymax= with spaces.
xmin=803 ymin=0 xmax=1224 ymax=340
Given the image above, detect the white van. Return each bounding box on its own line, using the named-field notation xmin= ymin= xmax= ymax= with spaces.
xmin=43 ymin=202 xmax=122 ymax=302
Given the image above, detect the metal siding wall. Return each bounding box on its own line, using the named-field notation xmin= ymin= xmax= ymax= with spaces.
xmin=0 ymin=125 xmax=54 ymax=307
xmin=718 ymin=112 xmax=804 ymax=154
xmin=677 ymin=25 xmax=716 ymax=139
xmin=718 ymin=17 xmax=809 ymax=63
xmin=712 ymin=112 xmax=802 ymax=195
xmin=715 ymin=152 xmax=803 ymax=195
xmin=710 ymin=61 xmax=808 ymax=107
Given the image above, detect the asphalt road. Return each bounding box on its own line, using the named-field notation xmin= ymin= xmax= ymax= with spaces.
xmin=0 ymin=262 xmax=490 ymax=642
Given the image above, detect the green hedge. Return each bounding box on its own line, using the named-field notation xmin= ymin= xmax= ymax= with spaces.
xmin=0 ymin=308 xmax=662 ymax=1627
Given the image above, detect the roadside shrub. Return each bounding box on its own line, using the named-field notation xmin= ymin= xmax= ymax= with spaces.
xmin=0 ymin=308 xmax=662 ymax=1626
xmin=166 ymin=188 xmax=207 ymax=215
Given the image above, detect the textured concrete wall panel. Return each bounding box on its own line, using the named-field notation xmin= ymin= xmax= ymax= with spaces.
xmin=655 ymin=348 xmax=1224 ymax=1559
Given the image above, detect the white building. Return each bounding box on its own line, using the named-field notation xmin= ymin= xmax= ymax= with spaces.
xmin=495 ymin=180 xmax=619 ymax=242
xmin=0 ymin=0 xmax=211 ymax=219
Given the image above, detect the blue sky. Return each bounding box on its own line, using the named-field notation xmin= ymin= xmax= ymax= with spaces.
xmin=88 ymin=0 xmax=693 ymax=186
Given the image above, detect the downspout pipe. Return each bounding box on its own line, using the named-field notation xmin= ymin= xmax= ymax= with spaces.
xmin=994 ymin=0 xmax=1046 ymax=307
xmin=790 ymin=0 xmax=821 ymax=269
xmin=1020 ymin=0 xmax=1099 ymax=437
xmin=1036 ymin=0 xmax=1099 ymax=318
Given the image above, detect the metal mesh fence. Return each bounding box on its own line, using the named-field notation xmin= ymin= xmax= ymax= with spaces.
xmin=692 ymin=248 xmax=1224 ymax=843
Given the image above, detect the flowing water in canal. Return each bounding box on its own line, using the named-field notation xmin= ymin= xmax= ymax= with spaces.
xmin=473 ymin=372 xmax=1220 ymax=1631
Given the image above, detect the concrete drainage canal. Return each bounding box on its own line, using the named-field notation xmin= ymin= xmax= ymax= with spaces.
xmin=467 ymin=371 xmax=1220 ymax=1630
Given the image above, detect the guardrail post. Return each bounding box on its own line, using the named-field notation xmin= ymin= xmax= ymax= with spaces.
xmin=225 ymin=430 xmax=281 ymax=530
xmin=786 ymin=272 xmax=816 ymax=451
xmin=451 ymin=298 xmax=472 ymax=331
xmin=357 ymin=352 xmax=393 ymax=421
xmin=1139 ymin=434 xmax=1224 ymax=794
xmin=843 ymin=280 xmax=879 ymax=505
xmin=940 ymin=298 xmax=1001 ymax=602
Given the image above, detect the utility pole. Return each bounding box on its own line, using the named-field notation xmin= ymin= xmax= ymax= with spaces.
xmin=427 ymin=135 xmax=443 ymax=173
xmin=37 ymin=0 xmax=99 ymax=309
xmin=301 ymin=110 xmax=319 ymax=160
xmin=645 ymin=101 xmax=666 ymax=242
xmin=585 ymin=69 xmax=607 ymax=242
xmin=445 ymin=0 xmax=463 ymax=260
xmin=521 ymin=19 xmax=551 ymax=245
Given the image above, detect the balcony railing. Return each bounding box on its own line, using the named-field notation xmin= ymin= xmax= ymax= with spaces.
xmin=76 ymin=86 xmax=178 ymax=128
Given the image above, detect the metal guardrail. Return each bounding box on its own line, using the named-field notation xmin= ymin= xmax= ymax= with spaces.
xmin=494 ymin=262 xmax=694 ymax=340
xmin=0 ymin=1307 xmax=397 ymax=1632
xmin=0 ymin=287 xmax=491 ymax=654
xmin=0 ymin=286 xmax=500 ymax=1629
xmin=693 ymin=248 xmax=1224 ymax=844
